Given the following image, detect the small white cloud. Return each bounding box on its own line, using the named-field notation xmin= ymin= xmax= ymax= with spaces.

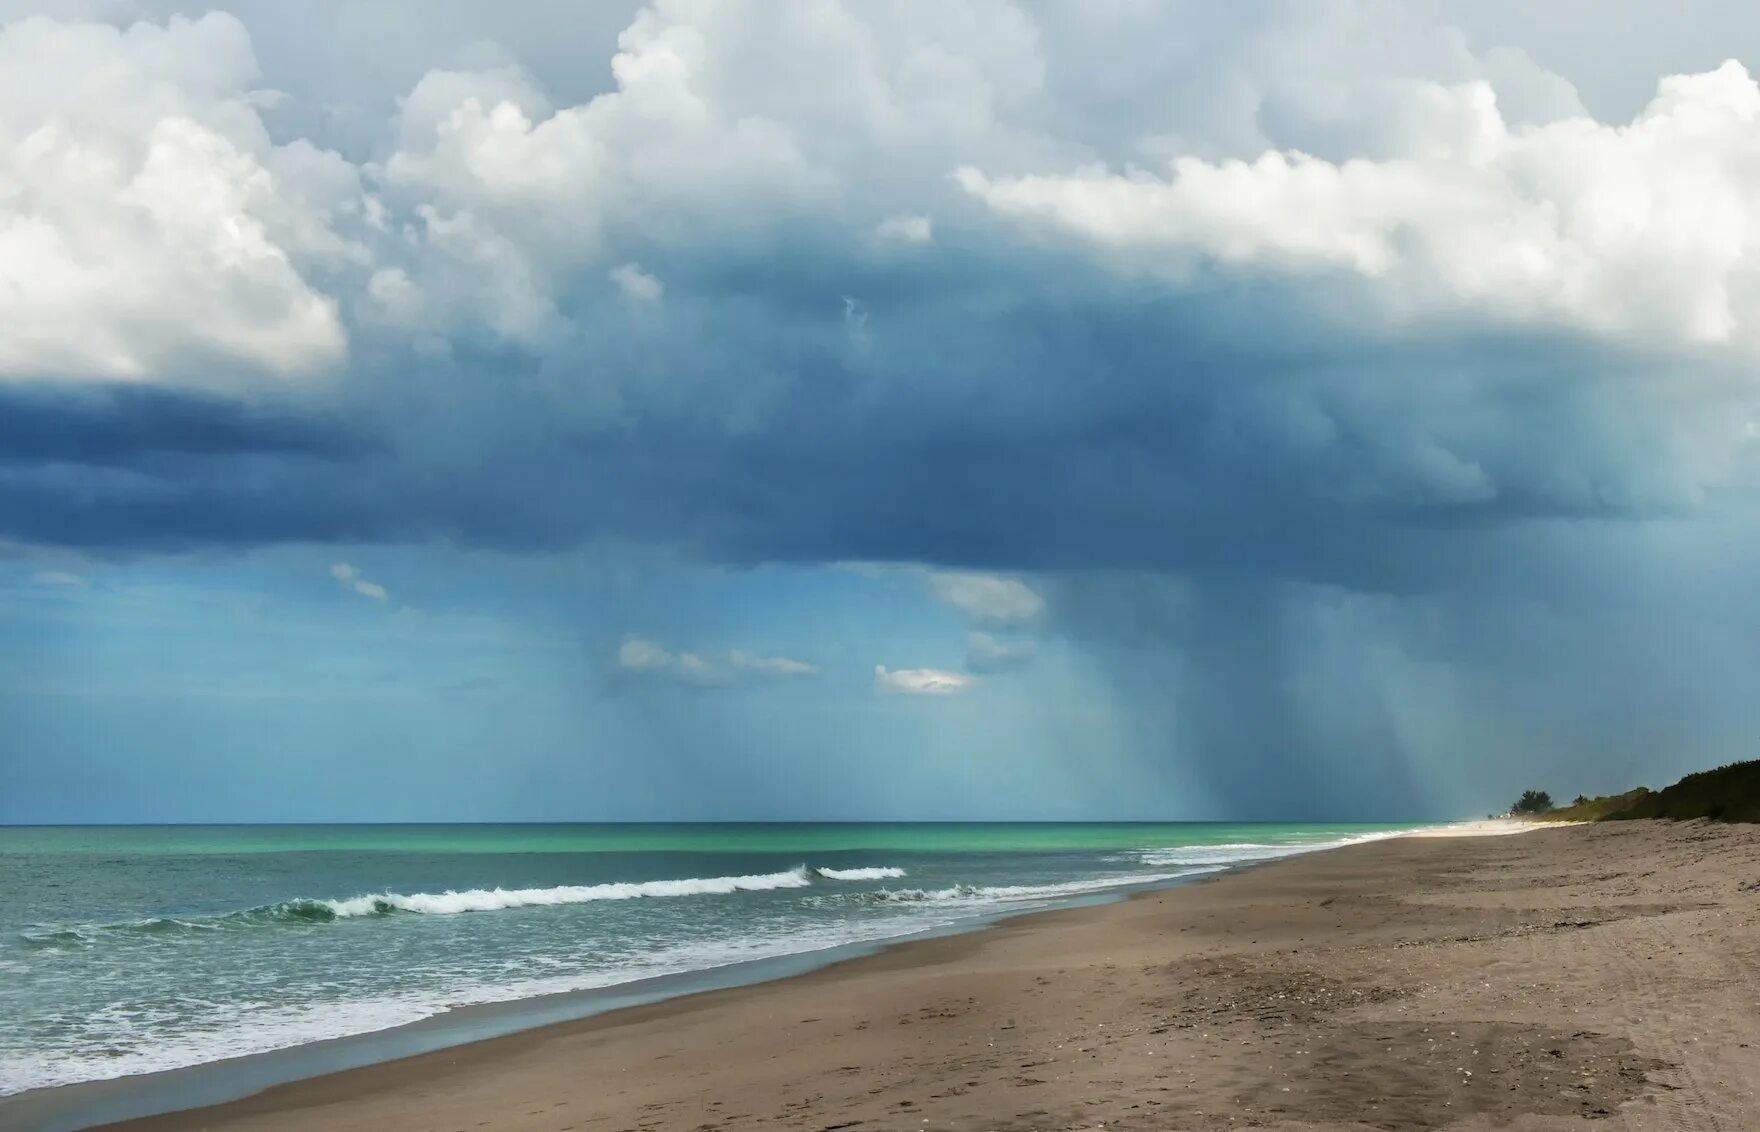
xmin=842 ymin=295 xmax=870 ymax=344
xmin=927 ymin=571 xmax=1045 ymax=627
xmin=873 ymin=213 xmax=933 ymax=244
xmin=617 ymin=637 xmax=817 ymax=687
xmin=874 ymin=664 xmax=973 ymax=696
xmin=617 ymin=637 xmax=674 ymax=672
xmin=609 ymin=262 xmax=664 ymax=303
xmin=966 ymin=631 xmax=1036 ymax=673
xmin=619 ymin=638 xmax=725 ymax=685
xmin=729 ymin=650 xmax=821 ymax=677
xmin=32 ymin=570 xmax=88 ymax=588
xmin=329 ymin=562 xmax=389 ymax=602
xmin=670 ymin=650 xmax=723 ymax=685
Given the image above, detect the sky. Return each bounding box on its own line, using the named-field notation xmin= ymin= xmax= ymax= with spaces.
xmin=5 ymin=0 xmax=1760 ymax=822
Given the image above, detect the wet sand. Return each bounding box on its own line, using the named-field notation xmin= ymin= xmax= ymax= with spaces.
xmin=105 ymin=820 xmax=1760 ymax=1131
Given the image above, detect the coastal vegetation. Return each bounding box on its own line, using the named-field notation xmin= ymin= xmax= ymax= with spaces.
xmin=1510 ymin=789 xmax=1555 ymax=815
xmin=1516 ymin=759 xmax=1760 ymax=824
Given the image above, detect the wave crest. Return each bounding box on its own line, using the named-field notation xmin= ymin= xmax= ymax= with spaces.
xmin=806 ymin=868 xmax=1218 ymax=909
xmin=18 ymin=867 xmax=820 ymax=945
xmin=1135 ymin=831 xmax=1407 ymax=868
xmin=814 ymin=866 xmax=906 ymax=881
xmin=319 ymin=867 xmax=817 ymax=918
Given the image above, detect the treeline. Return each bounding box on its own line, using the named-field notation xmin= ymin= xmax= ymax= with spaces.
xmin=1512 ymin=759 xmax=1760 ymax=824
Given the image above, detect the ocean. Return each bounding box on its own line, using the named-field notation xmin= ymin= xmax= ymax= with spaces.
xmin=0 ymin=822 xmax=1420 ymax=1102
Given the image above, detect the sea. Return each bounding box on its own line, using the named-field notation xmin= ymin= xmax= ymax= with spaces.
xmin=0 ymin=822 xmax=1422 ymax=1107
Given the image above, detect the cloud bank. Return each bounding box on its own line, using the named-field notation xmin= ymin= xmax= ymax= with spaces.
xmin=2 ymin=2 xmax=1755 ymax=579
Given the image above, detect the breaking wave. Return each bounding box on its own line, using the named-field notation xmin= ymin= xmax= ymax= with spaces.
xmin=316 ymin=867 xmax=816 ymax=917
xmin=814 ymin=866 xmax=906 ymax=880
xmin=21 ymin=866 xmax=835 ymax=946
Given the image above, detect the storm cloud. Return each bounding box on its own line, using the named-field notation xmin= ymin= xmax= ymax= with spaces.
xmin=5 ymin=2 xmax=1757 ymax=572
xmin=7 ymin=1 xmax=1760 ymax=820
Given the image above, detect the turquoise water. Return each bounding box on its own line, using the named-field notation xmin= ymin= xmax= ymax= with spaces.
xmin=0 ymin=822 xmax=1420 ymax=1096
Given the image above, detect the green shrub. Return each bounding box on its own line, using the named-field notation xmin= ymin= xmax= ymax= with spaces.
xmin=1511 ymin=789 xmax=1555 ymax=814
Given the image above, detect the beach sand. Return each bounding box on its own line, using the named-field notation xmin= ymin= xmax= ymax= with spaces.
xmin=105 ymin=820 xmax=1760 ymax=1131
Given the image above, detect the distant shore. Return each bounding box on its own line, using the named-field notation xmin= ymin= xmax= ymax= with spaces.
xmin=64 ymin=818 xmax=1758 ymax=1131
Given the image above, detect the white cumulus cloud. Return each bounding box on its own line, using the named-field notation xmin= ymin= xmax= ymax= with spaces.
xmin=960 ymin=60 xmax=1760 ymax=352
xmin=0 ymin=13 xmax=352 ymax=384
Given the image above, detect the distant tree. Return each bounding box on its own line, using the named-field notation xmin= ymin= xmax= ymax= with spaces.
xmin=1511 ymin=789 xmax=1555 ymax=815
xmin=1572 ymin=794 xmax=1590 ymax=807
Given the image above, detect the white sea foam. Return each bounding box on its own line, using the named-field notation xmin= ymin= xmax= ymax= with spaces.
xmin=1 ymin=857 xmax=1232 ymax=1096
xmin=0 ymin=862 xmax=1232 ymax=1094
xmin=322 ymin=866 xmax=815 ymax=917
xmin=0 ymin=913 xmax=949 ymax=1095
xmin=1135 ymin=830 xmax=1409 ymax=868
xmin=814 ymin=866 xmax=906 ymax=880
xmin=813 ymin=867 xmax=1221 ymax=909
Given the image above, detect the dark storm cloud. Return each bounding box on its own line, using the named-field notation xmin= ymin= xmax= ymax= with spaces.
xmin=0 ymin=383 xmax=364 ymax=463
xmin=0 ymin=383 xmax=381 ymax=551
xmin=0 ymin=261 xmax=1729 ymax=592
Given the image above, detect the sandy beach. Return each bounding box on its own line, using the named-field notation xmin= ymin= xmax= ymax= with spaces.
xmin=100 ymin=820 xmax=1760 ymax=1131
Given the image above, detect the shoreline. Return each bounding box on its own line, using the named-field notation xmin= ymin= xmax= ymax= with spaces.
xmin=4 ymin=825 xmax=1462 ymax=1131
xmin=25 ymin=817 xmax=1755 ymax=1131
xmin=0 ymin=868 xmax=1215 ymax=1132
